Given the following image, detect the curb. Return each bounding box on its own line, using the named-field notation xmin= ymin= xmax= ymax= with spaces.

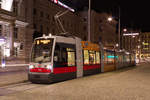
xmin=0 ymin=64 xmax=29 ymax=67
xmin=0 ymin=69 xmax=28 ymax=76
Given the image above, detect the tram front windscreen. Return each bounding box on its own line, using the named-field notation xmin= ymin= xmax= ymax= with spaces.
xmin=31 ymin=38 xmax=54 ymax=63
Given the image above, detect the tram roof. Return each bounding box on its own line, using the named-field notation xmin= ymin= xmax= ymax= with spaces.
xmin=34 ymin=34 xmax=77 ymax=44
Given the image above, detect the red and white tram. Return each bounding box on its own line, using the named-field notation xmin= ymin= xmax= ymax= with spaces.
xmin=28 ymin=34 xmax=136 ymax=83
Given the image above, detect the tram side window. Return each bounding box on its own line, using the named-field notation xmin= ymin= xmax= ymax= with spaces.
xmin=107 ymin=52 xmax=115 ymax=64
xmin=54 ymin=44 xmax=76 ymax=67
xmin=67 ymin=48 xmax=76 ymax=66
xmin=104 ymin=51 xmax=115 ymax=64
xmin=117 ymin=54 xmax=123 ymax=63
xmin=54 ymin=45 xmax=67 ymax=67
xmin=131 ymin=55 xmax=135 ymax=62
xmin=123 ymin=55 xmax=126 ymax=63
xmin=84 ymin=50 xmax=89 ymax=65
xmin=126 ymin=55 xmax=130 ymax=62
xmin=89 ymin=50 xmax=96 ymax=64
xmin=84 ymin=50 xmax=98 ymax=65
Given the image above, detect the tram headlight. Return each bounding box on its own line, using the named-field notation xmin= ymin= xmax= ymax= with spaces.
xmin=45 ymin=65 xmax=52 ymax=70
xmin=29 ymin=65 xmax=34 ymax=69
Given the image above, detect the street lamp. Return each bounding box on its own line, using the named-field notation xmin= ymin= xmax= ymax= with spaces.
xmin=107 ymin=15 xmax=120 ymax=50
xmin=118 ymin=7 xmax=121 ymax=50
xmin=116 ymin=43 xmax=119 ymax=47
xmin=123 ymin=28 xmax=127 ymax=32
xmin=107 ymin=17 xmax=113 ymax=22
xmin=114 ymin=43 xmax=119 ymax=50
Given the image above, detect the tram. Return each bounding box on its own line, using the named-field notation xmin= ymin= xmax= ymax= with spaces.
xmin=28 ymin=34 xmax=136 ymax=83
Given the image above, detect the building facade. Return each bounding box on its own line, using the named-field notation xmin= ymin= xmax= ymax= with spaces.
xmin=32 ymin=0 xmax=86 ymax=39
xmin=0 ymin=0 xmax=86 ymax=64
xmin=0 ymin=0 xmax=33 ymax=64
xmin=79 ymin=10 xmax=118 ymax=49
xmin=0 ymin=0 xmax=119 ymax=64
xmin=140 ymin=32 xmax=150 ymax=58
xmin=122 ymin=30 xmax=140 ymax=52
xmin=121 ymin=29 xmax=141 ymax=62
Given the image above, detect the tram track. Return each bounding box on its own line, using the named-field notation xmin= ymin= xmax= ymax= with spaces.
xmin=0 ymin=81 xmax=46 ymax=96
xmin=0 ymin=65 xmax=137 ymax=96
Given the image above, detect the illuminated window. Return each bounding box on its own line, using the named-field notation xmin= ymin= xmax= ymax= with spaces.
xmin=104 ymin=50 xmax=115 ymax=64
xmin=126 ymin=55 xmax=130 ymax=62
xmin=89 ymin=51 xmax=96 ymax=64
xmin=1 ymin=0 xmax=13 ymax=11
xmin=107 ymin=52 xmax=115 ymax=64
xmin=84 ymin=50 xmax=89 ymax=65
xmin=118 ymin=54 xmax=123 ymax=63
xmin=67 ymin=48 xmax=75 ymax=66
xmin=54 ymin=43 xmax=76 ymax=68
xmin=96 ymin=52 xmax=100 ymax=64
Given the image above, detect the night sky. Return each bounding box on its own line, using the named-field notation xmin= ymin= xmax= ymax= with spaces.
xmin=59 ymin=0 xmax=150 ymax=32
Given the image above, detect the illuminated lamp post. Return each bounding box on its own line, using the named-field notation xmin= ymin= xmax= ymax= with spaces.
xmin=118 ymin=7 xmax=121 ymax=50
xmin=107 ymin=16 xmax=119 ymax=50
xmin=109 ymin=7 xmax=121 ymax=50
xmin=123 ymin=28 xmax=127 ymax=49
xmin=111 ymin=7 xmax=121 ymax=50
xmin=113 ymin=43 xmax=119 ymax=52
